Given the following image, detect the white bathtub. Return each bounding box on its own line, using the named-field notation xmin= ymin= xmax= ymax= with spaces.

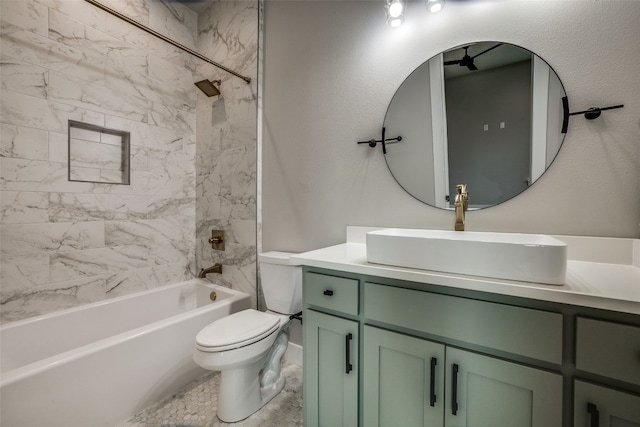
xmin=0 ymin=279 xmax=251 ymax=427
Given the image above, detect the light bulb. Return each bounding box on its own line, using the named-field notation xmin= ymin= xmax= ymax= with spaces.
xmin=385 ymin=0 xmax=406 ymax=28
xmin=425 ymin=0 xmax=445 ymax=14
xmin=389 ymin=1 xmax=403 ymax=18
xmin=389 ymin=17 xmax=403 ymax=27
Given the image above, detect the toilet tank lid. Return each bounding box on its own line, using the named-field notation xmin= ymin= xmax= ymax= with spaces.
xmin=258 ymin=251 xmax=298 ymax=265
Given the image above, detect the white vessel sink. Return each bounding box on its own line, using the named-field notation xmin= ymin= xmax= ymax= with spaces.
xmin=366 ymin=228 xmax=567 ymax=285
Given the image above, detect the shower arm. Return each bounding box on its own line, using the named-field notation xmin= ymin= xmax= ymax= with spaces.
xmin=83 ymin=0 xmax=252 ymax=84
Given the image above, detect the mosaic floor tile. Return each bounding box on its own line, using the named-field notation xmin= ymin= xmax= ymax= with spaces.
xmin=117 ymin=363 xmax=303 ymax=427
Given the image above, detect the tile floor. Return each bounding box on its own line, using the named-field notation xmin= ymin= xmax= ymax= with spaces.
xmin=117 ymin=364 xmax=303 ymax=427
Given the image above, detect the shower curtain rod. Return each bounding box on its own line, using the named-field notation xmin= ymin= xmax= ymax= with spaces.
xmin=83 ymin=0 xmax=252 ymax=84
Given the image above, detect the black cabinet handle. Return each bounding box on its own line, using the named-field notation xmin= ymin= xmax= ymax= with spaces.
xmin=345 ymin=333 xmax=353 ymax=374
xmin=429 ymin=357 xmax=437 ymax=407
xmin=451 ymin=363 xmax=459 ymax=415
xmin=323 ymin=289 xmax=334 ymax=296
xmin=587 ymin=403 xmax=600 ymax=427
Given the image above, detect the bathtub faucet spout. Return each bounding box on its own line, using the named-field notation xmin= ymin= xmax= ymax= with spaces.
xmin=198 ymin=264 xmax=222 ymax=278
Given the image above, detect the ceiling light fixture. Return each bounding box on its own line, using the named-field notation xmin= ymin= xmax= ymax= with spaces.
xmin=385 ymin=0 xmax=406 ymax=28
xmin=425 ymin=0 xmax=445 ymax=14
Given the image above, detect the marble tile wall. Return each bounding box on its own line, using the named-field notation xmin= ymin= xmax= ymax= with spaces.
xmin=0 ymin=0 xmax=200 ymax=323
xmin=195 ymin=1 xmax=259 ymax=308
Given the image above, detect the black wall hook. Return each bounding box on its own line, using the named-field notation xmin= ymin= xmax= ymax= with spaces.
xmin=357 ymin=127 xmax=402 ymax=154
xmin=561 ymin=96 xmax=624 ymax=133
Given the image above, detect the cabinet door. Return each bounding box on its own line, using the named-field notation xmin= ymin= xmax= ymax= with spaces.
xmin=575 ymin=380 xmax=640 ymax=427
xmin=445 ymin=347 xmax=562 ymax=427
xmin=363 ymin=326 xmax=445 ymax=427
xmin=304 ymin=310 xmax=359 ymax=427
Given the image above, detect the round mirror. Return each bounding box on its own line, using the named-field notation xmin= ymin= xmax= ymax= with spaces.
xmin=383 ymin=42 xmax=567 ymax=209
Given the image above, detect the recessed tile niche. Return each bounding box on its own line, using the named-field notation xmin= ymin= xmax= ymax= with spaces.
xmin=68 ymin=120 xmax=131 ymax=185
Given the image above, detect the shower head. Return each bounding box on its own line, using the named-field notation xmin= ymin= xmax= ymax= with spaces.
xmin=194 ymin=79 xmax=221 ymax=97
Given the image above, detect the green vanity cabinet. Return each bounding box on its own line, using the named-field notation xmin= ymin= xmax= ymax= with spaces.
xmin=362 ymin=281 xmax=563 ymax=426
xmin=363 ymin=326 xmax=446 ymax=427
xmin=444 ymin=346 xmax=562 ymax=427
xmin=303 ymin=272 xmax=360 ymax=427
xmin=574 ymin=318 xmax=640 ymax=426
xmin=304 ymin=310 xmax=359 ymax=427
xmin=364 ymin=282 xmax=563 ymax=365
xmin=302 ymin=267 xmax=639 ymax=427
xmin=574 ymin=380 xmax=640 ymax=427
xmin=576 ymin=317 xmax=640 ymax=386
xmin=363 ymin=326 xmax=562 ymax=427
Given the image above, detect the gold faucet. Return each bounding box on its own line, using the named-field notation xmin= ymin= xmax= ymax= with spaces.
xmin=198 ymin=263 xmax=222 ymax=278
xmin=454 ymin=184 xmax=468 ymax=231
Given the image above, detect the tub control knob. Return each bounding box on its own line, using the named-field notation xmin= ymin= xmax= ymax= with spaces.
xmin=208 ymin=230 xmax=225 ymax=250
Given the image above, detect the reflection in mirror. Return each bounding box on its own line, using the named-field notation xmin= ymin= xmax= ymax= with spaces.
xmin=383 ymin=42 xmax=566 ymax=209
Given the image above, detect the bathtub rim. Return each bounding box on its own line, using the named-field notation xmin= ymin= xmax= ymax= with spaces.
xmin=0 ymin=280 xmax=250 ymax=387
xmin=0 ymin=278 xmax=245 ymax=331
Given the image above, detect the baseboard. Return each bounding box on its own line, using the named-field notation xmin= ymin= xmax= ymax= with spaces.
xmin=285 ymin=342 xmax=302 ymax=367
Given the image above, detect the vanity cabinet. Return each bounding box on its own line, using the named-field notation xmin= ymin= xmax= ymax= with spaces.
xmin=304 ymin=310 xmax=359 ymax=427
xmin=443 ymin=346 xmax=561 ymax=427
xmin=363 ymin=326 xmax=561 ymax=427
xmin=575 ymin=317 xmax=640 ymax=386
xmin=574 ymin=318 xmax=640 ymax=426
xmin=303 ymin=273 xmax=360 ymax=427
xmin=303 ymin=270 xmax=564 ymax=426
xmin=363 ymin=318 xmax=562 ymax=427
xmin=574 ymin=381 xmax=640 ymax=427
xmin=304 ymin=271 xmax=359 ymax=316
xmin=364 ymin=282 xmax=563 ymax=364
xmin=363 ymin=326 xmax=445 ymax=427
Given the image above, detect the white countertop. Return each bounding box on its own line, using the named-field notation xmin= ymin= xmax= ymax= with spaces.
xmin=290 ymin=228 xmax=640 ymax=315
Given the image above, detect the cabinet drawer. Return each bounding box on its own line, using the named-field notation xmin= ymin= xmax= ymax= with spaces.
xmin=576 ymin=317 xmax=640 ymax=385
xmin=304 ymin=272 xmax=359 ymax=316
xmin=365 ymin=283 xmax=563 ymax=364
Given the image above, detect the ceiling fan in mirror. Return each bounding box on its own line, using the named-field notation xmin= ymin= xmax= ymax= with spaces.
xmin=443 ymin=43 xmax=503 ymax=71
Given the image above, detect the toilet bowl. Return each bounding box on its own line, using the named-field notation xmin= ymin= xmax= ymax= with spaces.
xmin=193 ymin=252 xmax=302 ymax=423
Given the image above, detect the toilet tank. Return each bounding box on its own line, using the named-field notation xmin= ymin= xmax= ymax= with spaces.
xmin=258 ymin=251 xmax=302 ymax=315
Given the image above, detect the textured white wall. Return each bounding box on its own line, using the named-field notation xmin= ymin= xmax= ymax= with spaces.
xmin=262 ymin=0 xmax=640 ymax=252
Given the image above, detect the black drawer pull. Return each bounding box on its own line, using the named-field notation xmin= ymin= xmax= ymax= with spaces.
xmin=345 ymin=333 xmax=353 ymax=374
xmin=323 ymin=289 xmax=334 ymax=296
xmin=451 ymin=363 xmax=459 ymax=415
xmin=587 ymin=402 xmax=599 ymax=427
xmin=429 ymin=357 xmax=437 ymax=407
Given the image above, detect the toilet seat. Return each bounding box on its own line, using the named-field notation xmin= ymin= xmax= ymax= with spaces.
xmin=196 ymin=309 xmax=281 ymax=352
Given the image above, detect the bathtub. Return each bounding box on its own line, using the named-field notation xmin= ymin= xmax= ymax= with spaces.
xmin=0 ymin=279 xmax=251 ymax=427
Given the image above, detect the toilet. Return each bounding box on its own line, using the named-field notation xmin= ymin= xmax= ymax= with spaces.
xmin=193 ymin=251 xmax=302 ymax=422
